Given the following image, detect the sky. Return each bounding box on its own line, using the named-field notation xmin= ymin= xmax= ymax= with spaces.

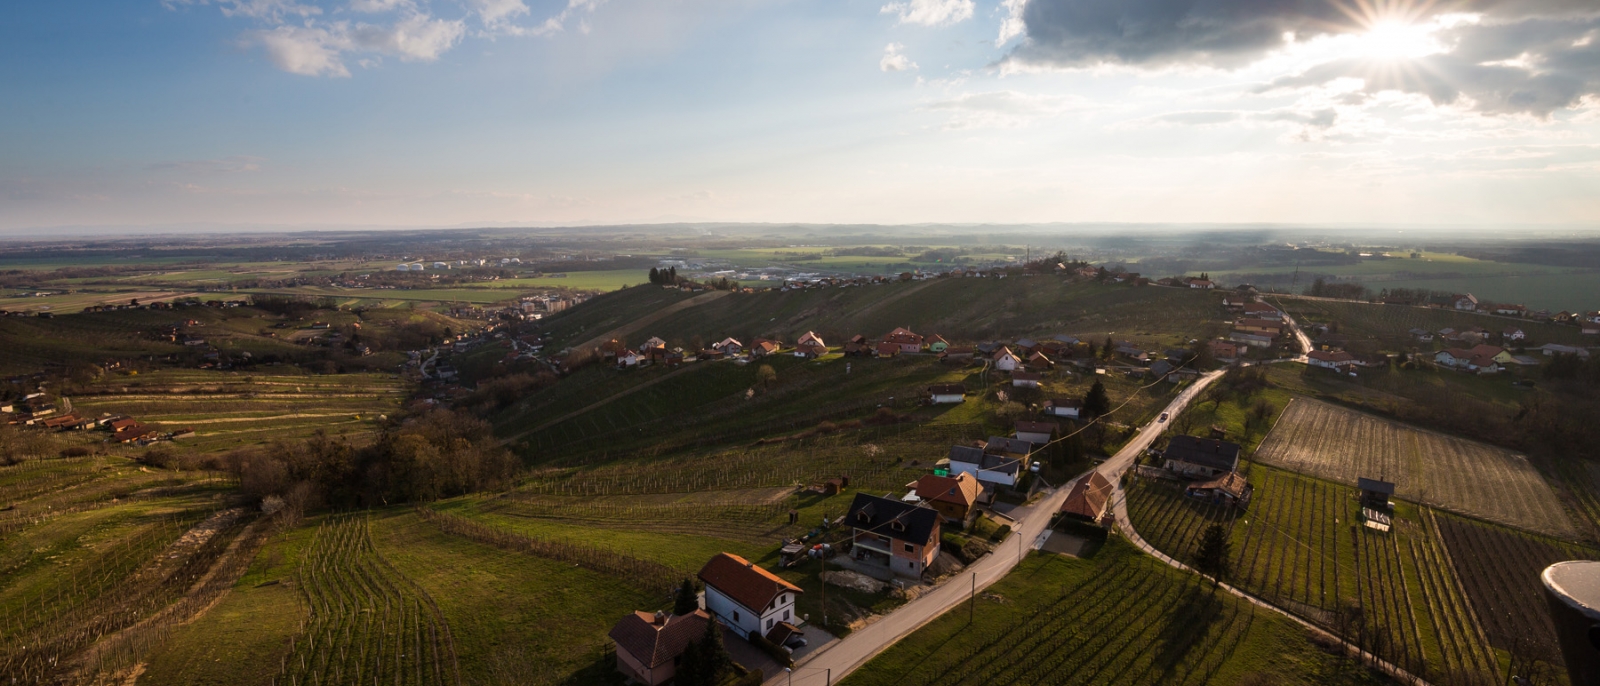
xmin=2 ymin=0 xmax=1599 ymax=232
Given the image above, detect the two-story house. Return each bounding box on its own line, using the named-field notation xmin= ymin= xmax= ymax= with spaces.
xmin=698 ymin=553 xmax=803 ymax=640
xmin=844 ymin=493 xmax=942 ymax=580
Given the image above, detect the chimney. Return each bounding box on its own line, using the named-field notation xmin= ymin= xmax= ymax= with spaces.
xmin=654 ymin=610 xmax=666 ymax=625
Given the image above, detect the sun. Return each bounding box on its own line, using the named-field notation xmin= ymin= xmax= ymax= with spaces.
xmin=1346 ymin=20 xmax=1443 ymax=61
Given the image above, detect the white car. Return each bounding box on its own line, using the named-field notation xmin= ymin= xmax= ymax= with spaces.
xmin=1159 ymin=412 xmax=1169 ymax=422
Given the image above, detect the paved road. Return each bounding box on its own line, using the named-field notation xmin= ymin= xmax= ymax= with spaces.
xmin=774 ymin=371 xmax=1228 ymax=686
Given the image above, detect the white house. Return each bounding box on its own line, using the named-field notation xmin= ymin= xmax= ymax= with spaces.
xmin=698 ymin=553 xmax=803 ymax=640
xmin=1015 ymin=421 xmax=1056 ymax=445
xmin=947 ymin=446 xmax=1021 ymax=487
xmin=993 ymin=347 xmax=1021 ymax=372
xmin=1011 ymin=371 xmax=1042 ymax=388
xmin=1502 ymin=328 xmax=1525 ymax=342
xmin=1043 ymin=398 xmax=1081 ymax=419
xmin=1454 ymin=293 xmax=1479 ymax=311
xmin=1229 ymin=332 xmax=1274 ymax=348
xmin=1307 ymin=350 xmax=1354 ymax=370
xmin=927 ymin=384 xmax=966 ymax=404
xmin=714 ymin=337 xmax=743 ymax=355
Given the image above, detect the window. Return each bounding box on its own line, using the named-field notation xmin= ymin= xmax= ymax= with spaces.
xmin=904 ymin=543 xmax=914 ymax=553
xmin=733 ymin=611 xmax=740 ymax=621
xmin=783 ymin=609 xmax=790 ymax=621
xmin=766 ymin=618 xmax=774 ymax=630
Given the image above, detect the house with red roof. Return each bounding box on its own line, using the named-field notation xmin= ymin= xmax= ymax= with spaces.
xmin=698 ymin=553 xmax=803 ymax=640
xmin=885 ymin=327 xmax=924 ymax=353
xmin=910 ymin=472 xmax=980 ymax=523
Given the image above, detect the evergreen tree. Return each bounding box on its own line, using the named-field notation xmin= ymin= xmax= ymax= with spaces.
xmin=1100 ymin=336 xmax=1114 ymax=359
xmin=1194 ymin=523 xmax=1232 ymax=586
xmin=679 ymin=618 xmax=730 ymax=686
xmin=674 ymin=579 xmax=699 ymax=616
xmin=648 ymin=267 xmax=660 ymax=285
xmin=668 ymin=266 xmax=678 ymax=284
xmin=1082 ymin=381 xmax=1111 ymax=418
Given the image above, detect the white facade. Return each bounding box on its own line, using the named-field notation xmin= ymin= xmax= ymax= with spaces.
xmin=1016 ymin=430 xmax=1052 ymax=444
xmin=1045 ymin=405 xmax=1080 ymax=419
xmin=702 ymin=585 xmax=798 ymax=639
xmin=930 ymin=393 xmax=965 ymax=404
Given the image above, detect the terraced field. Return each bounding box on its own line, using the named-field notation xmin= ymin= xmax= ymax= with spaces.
xmin=69 ymin=370 xmax=409 ymax=452
xmin=1253 ymin=398 xmax=1573 ymax=536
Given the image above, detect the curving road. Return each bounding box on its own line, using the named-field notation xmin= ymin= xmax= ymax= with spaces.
xmin=774 ymin=370 xmax=1229 ymax=686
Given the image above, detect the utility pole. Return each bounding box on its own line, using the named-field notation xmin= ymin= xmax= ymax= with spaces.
xmin=820 ymin=547 xmax=827 ymax=630
xmin=969 ymin=572 xmax=976 ymax=624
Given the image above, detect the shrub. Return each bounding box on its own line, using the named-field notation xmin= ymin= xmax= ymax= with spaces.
xmin=60 ymin=446 xmax=91 ymax=458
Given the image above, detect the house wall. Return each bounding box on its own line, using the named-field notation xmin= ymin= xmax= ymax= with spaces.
xmin=615 ymin=646 xmax=671 ymax=686
xmin=995 ymin=357 xmax=1019 ymax=371
xmin=1011 ymin=379 xmax=1039 ymax=388
xmin=703 ymin=586 xmax=761 ymax=637
xmin=931 ymin=393 xmax=965 ymax=404
xmin=975 ymin=468 xmax=1017 ymax=486
xmin=928 ymin=499 xmax=968 ymax=522
xmin=1046 ymin=407 xmax=1080 ymax=419
xmin=1016 ymin=431 xmax=1051 ymax=444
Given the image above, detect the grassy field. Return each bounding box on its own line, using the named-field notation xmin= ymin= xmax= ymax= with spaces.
xmin=842 ymin=537 xmax=1389 ymax=686
xmin=1253 ymin=398 xmax=1573 ymax=536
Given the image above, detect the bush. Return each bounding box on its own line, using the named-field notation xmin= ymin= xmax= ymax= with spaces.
xmin=991 ymin=524 xmax=1012 ymax=543
xmin=60 ymin=446 xmax=91 ymax=458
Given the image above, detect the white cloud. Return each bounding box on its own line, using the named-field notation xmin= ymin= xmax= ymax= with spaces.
xmin=465 ymin=0 xmax=529 ymax=31
xmin=171 ymin=0 xmax=609 ymax=76
xmin=163 ymin=0 xmax=322 ymax=21
xmin=881 ymin=43 xmax=917 ymax=72
xmin=348 ymin=0 xmax=411 ymax=12
xmin=351 ymin=13 xmax=464 ymax=61
xmin=248 ymin=24 xmax=353 ymax=77
xmin=881 ymin=0 xmax=973 ymax=27
xmin=995 ymin=0 xmax=1026 ymax=46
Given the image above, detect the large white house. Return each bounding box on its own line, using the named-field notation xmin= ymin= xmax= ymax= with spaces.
xmin=698 ymin=553 xmax=803 ymax=640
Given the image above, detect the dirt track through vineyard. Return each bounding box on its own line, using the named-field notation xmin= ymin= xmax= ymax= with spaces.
xmin=1254 ymin=398 xmax=1574 ymax=536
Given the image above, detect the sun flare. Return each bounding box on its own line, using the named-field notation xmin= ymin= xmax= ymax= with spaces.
xmin=1346 ymin=20 xmax=1442 ymax=61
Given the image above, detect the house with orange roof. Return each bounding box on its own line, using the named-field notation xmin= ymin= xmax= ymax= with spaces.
xmin=698 ymin=553 xmax=803 ymax=640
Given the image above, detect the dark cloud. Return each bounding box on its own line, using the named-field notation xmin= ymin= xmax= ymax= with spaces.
xmin=1007 ymin=0 xmax=1600 ymax=116
xmin=1010 ymin=0 xmax=1355 ymax=68
xmin=1261 ymin=17 xmax=1600 ymax=115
